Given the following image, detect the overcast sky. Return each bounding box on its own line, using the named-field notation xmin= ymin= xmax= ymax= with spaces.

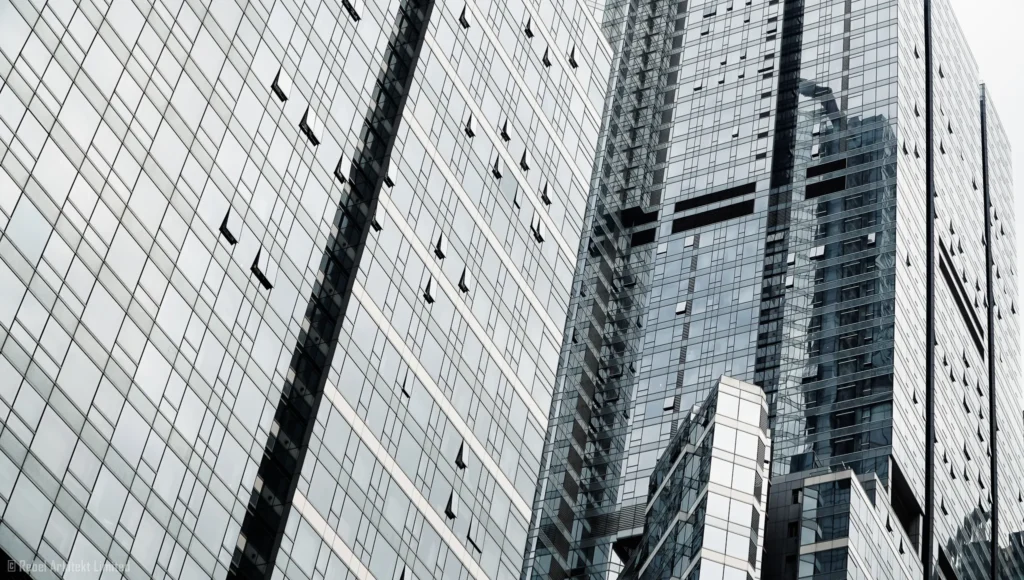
xmin=949 ymin=0 xmax=1024 ymax=339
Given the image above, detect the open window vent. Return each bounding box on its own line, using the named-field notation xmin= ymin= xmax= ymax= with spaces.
xmin=219 ymin=210 xmax=239 ymax=245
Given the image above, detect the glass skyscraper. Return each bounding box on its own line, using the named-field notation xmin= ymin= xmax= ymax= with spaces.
xmin=521 ymin=0 xmax=1021 ymax=579
xmin=0 ymin=0 xmax=611 ymax=578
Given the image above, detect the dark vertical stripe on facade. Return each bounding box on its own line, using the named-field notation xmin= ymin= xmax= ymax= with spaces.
xmin=981 ymin=84 xmax=999 ymax=580
xmin=768 ymin=0 xmax=806 ymax=190
xmin=522 ymin=1 xmax=677 ymax=578
xmin=922 ymin=0 xmax=936 ymax=576
xmin=228 ymin=1 xmax=435 ymax=577
xmin=757 ymin=0 xmax=805 ymax=412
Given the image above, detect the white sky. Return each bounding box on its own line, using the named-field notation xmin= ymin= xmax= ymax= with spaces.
xmin=949 ymin=0 xmax=1024 ymax=340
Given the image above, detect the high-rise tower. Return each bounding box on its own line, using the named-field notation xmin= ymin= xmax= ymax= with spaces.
xmin=521 ymin=0 xmax=1022 ymax=578
xmin=0 ymin=0 xmax=611 ymax=577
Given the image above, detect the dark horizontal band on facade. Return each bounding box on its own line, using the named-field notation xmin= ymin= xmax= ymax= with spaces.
xmin=671 ymin=199 xmax=755 ymax=233
xmin=673 ymin=181 xmax=757 ymax=212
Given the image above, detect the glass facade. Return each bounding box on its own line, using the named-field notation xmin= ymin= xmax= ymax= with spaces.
xmin=0 ymin=0 xmax=611 ymax=577
xmin=522 ymin=0 xmax=1022 ymax=580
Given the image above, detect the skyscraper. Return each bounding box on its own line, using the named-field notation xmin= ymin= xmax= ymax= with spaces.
xmin=0 ymin=0 xmax=611 ymax=578
xmin=521 ymin=0 xmax=1021 ymax=578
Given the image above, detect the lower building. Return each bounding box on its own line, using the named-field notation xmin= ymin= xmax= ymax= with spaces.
xmin=765 ymin=470 xmax=923 ymax=580
xmin=619 ymin=376 xmax=770 ymax=580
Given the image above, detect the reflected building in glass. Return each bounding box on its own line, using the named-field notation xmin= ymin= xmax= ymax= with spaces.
xmin=521 ymin=0 xmax=1022 ymax=579
xmin=0 ymin=0 xmax=611 ymax=577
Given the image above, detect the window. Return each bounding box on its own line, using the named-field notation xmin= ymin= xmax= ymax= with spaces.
xmin=400 ymin=371 xmax=411 ymax=397
xmin=250 ymin=248 xmax=274 ymax=290
xmin=445 ymin=491 xmax=458 ymax=519
xmin=542 ymin=46 xmax=552 ymax=67
xmin=299 ymin=107 xmax=321 ymax=146
xmin=530 ymin=213 xmax=545 ymax=242
xmin=467 ymin=517 xmax=484 ymax=552
xmin=456 ymin=441 xmax=468 ymax=469
xmin=787 ymin=521 xmax=798 ymax=537
xmin=838 ymin=333 xmax=859 ymax=350
xmin=808 ymin=315 xmax=822 ymax=332
xmin=675 ymin=301 xmax=687 ymax=315
xmin=524 ymin=17 xmax=534 ymax=38
xmin=840 ymin=285 xmax=860 ymax=301
xmin=834 ymin=411 xmax=855 ymax=428
xmin=837 ymin=357 xmax=858 ymax=376
xmin=568 ymin=45 xmax=579 ymax=69
xmin=458 ymin=5 xmax=470 ymax=29
xmin=464 ymin=112 xmax=475 ymax=137
xmin=540 ymin=182 xmax=552 ymax=205
xmin=458 ymin=268 xmax=470 ymax=293
xmin=792 ymin=489 xmax=802 ymax=504
xmin=860 ymin=353 xmax=873 ymax=368
xmin=334 ymin=155 xmax=348 ymax=183
xmin=491 ymin=152 xmax=503 ymax=178
xmin=520 ymin=148 xmax=531 ymax=171
xmin=423 ymin=277 xmax=436 ymax=304
xmin=434 ymin=232 xmax=447 ymax=259
xmin=219 ymin=210 xmax=239 ymax=245
xmin=833 ymin=437 xmax=854 ymax=455
xmin=271 ymin=68 xmax=291 ymax=101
